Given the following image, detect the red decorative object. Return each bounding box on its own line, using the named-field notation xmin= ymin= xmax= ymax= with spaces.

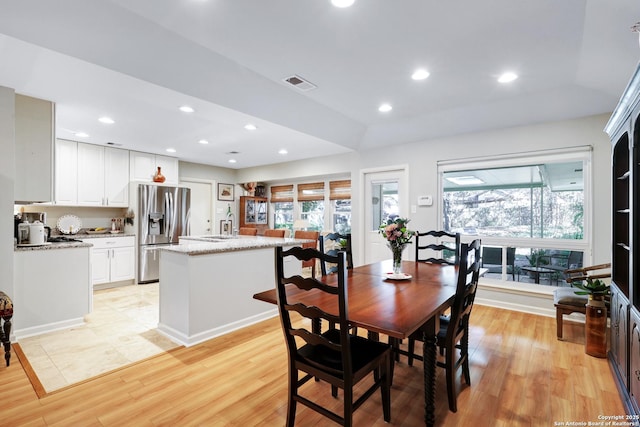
xmin=153 ymin=166 xmax=166 ymax=183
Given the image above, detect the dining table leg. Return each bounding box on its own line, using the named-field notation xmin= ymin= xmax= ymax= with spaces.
xmin=422 ymin=315 xmax=438 ymax=427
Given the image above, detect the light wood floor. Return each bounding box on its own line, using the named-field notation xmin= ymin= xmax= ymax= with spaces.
xmin=3 ymin=305 xmax=625 ymax=426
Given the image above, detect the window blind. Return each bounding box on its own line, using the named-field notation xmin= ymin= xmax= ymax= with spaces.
xmin=329 ymin=180 xmax=351 ymax=200
xmin=297 ymin=182 xmax=325 ymax=201
xmin=270 ymin=185 xmax=294 ymax=203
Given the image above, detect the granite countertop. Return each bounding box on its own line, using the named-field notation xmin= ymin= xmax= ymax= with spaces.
xmin=15 ymin=241 xmax=93 ymax=252
xmin=169 ymin=235 xmax=315 ymax=256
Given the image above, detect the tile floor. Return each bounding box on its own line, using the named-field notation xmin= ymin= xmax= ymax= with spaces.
xmin=17 ymin=283 xmax=179 ymax=393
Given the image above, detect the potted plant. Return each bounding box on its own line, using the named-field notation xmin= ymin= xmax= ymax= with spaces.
xmin=572 ymin=277 xmax=610 ymax=358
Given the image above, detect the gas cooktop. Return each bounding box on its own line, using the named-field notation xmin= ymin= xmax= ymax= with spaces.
xmin=48 ymin=236 xmax=82 ymax=243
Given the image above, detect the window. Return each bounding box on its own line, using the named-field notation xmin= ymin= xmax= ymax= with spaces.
xmin=298 ymin=182 xmax=325 ymax=231
xmin=271 ymin=185 xmax=294 ymax=231
xmin=439 ymin=148 xmax=591 ymax=286
xmin=330 ymin=180 xmax=351 ymax=234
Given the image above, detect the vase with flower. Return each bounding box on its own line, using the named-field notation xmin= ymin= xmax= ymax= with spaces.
xmin=379 ymin=217 xmax=415 ymax=275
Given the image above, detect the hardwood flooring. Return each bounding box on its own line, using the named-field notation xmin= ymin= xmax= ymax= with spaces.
xmin=3 ymin=305 xmax=624 ymax=426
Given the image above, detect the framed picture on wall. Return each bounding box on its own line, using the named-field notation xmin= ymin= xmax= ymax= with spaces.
xmin=220 ymin=220 xmax=232 ymax=234
xmin=218 ymin=183 xmax=234 ymax=201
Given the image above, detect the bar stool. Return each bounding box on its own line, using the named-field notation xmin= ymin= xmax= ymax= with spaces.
xmin=0 ymin=292 xmax=12 ymax=366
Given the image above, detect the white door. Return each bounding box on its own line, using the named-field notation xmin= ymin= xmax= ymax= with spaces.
xmin=363 ymin=168 xmax=408 ymax=264
xmin=181 ymin=179 xmax=213 ymax=235
xmin=54 ymin=139 xmax=78 ymax=205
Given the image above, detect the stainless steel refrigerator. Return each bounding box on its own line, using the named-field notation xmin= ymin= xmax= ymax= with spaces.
xmin=137 ymin=184 xmax=190 ymax=283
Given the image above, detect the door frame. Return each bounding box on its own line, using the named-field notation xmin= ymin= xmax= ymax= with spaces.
xmin=358 ymin=164 xmax=409 ymax=266
xmin=179 ymin=177 xmax=215 ymax=235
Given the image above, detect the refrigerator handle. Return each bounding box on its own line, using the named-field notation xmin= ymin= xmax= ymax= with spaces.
xmin=165 ymin=191 xmax=173 ymax=238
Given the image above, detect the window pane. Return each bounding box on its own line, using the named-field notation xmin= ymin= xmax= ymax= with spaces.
xmin=371 ymin=181 xmax=398 ymax=231
xmin=273 ymin=202 xmax=294 ymax=232
xmin=333 ymin=199 xmax=351 ymax=234
xmin=443 ymin=162 xmax=584 ymax=239
xmin=301 ymin=201 xmax=325 ymax=231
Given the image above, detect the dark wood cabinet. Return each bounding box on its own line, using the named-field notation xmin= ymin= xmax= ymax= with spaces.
xmin=605 ymin=63 xmax=640 ymax=417
xmin=239 ymin=196 xmax=268 ymax=235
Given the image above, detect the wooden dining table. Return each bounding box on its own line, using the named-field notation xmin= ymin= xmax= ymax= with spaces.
xmin=252 ymin=259 xmax=460 ymax=427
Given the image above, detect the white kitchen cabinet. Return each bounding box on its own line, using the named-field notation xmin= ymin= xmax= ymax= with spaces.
xmin=77 ymin=143 xmax=105 ymax=206
xmin=83 ymin=236 xmax=135 ymax=286
xmin=57 ymin=140 xmax=129 ymax=206
xmin=54 ymin=139 xmax=78 ymax=205
xmin=130 ymin=151 xmax=179 ymax=185
xmin=104 ymin=147 xmax=130 ymax=206
xmin=14 ymin=94 xmax=55 ymax=204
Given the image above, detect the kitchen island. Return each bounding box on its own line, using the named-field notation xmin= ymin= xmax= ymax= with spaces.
xmin=14 ymin=240 xmax=92 ymax=338
xmin=157 ymin=235 xmax=313 ymax=347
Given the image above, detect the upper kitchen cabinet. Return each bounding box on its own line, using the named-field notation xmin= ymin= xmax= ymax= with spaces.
xmin=54 ymin=139 xmax=78 ymax=205
xmin=77 ymin=144 xmax=129 ymax=207
xmin=54 ymin=140 xmax=129 ymax=207
xmin=14 ymin=94 xmax=55 ymax=203
xmin=129 ymin=151 xmax=179 ymax=185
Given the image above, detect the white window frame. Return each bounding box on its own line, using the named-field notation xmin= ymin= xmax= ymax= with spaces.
xmin=437 ymin=146 xmax=593 ymax=281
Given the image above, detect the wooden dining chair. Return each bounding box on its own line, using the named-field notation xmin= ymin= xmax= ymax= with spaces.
xmin=406 ymin=239 xmax=481 ymax=413
xmin=319 ymin=232 xmax=353 ymax=276
xmin=414 ymin=230 xmax=461 ymax=265
xmin=264 ymin=228 xmax=286 ymax=238
xmin=238 ymin=227 xmax=258 ymax=236
xmin=293 ymin=230 xmax=320 ymax=277
xmin=275 ymin=246 xmax=392 ymax=426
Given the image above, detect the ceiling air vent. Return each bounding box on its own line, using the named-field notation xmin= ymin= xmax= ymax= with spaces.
xmin=283 ymin=74 xmax=317 ymax=92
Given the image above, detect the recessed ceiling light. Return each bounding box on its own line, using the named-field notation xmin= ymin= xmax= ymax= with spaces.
xmin=198 ymin=139 xmax=209 ymax=145
xmin=228 ymin=159 xmax=237 ymax=164
xmin=244 ymin=124 xmax=257 ymax=131
xmin=331 ymin=0 xmax=355 ymax=7
xmin=75 ymin=132 xmax=89 ymax=138
xmin=166 ymin=148 xmax=176 ymax=153
xmin=279 ymin=149 xmax=288 ymax=155
xmin=497 ymin=72 xmax=518 ymax=83
xmin=179 ymin=105 xmax=194 ymax=113
xmin=378 ymin=103 xmax=392 ymax=113
xmin=411 ymin=69 xmax=430 ymax=80
xmin=98 ymin=116 xmax=115 ymax=124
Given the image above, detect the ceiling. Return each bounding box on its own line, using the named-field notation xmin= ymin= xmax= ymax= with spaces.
xmin=0 ymin=0 xmax=638 ymax=169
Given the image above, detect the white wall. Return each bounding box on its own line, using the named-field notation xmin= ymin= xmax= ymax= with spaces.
xmin=234 ymin=113 xmax=612 ymax=268
xmin=1 ymin=86 xmax=16 ymax=308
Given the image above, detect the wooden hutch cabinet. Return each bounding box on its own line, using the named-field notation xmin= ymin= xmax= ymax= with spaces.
xmin=239 ymin=196 xmax=268 ymax=235
xmin=605 ymin=63 xmax=640 ymax=415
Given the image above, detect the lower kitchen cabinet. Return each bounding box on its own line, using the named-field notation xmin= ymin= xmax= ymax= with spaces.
xmin=83 ymin=236 xmax=135 ymax=286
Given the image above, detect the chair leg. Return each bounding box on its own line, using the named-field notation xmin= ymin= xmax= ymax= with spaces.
xmin=556 ymin=308 xmax=563 ymax=340
xmin=407 ymin=338 xmax=415 ymax=366
xmin=331 ymin=385 xmax=338 ymax=398
xmin=286 ymin=369 xmax=297 ymax=427
xmin=343 ymin=386 xmax=354 ymax=427
xmin=445 ymin=347 xmax=458 ymax=413
xmin=381 ymin=353 xmax=391 ymax=422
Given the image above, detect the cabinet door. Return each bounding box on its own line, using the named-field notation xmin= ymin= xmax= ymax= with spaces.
xmin=155 ymin=155 xmax=179 ymax=185
xmin=104 ymin=147 xmax=129 ymax=206
xmin=130 ymin=151 xmax=155 ymax=182
xmin=91 ymin=248 xmax=111 ymax=285
xmin=630 ymin=309 xmax=640 ymax=413
xmin=612 ymin=287 xmax=629 ymax=389
xmin=14 ymin=94 xmax=54 ymax=203
xmin=54 ymin=139 xmax=78 ymax=205
xmin=77 ymin=143 xmax=105 ymax=206
xmin=110 ymin=246 xmax=135 ymax=282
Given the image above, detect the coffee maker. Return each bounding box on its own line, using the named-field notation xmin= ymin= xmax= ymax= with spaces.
xmin=15 ymin=211 xmax=47 ymax=244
